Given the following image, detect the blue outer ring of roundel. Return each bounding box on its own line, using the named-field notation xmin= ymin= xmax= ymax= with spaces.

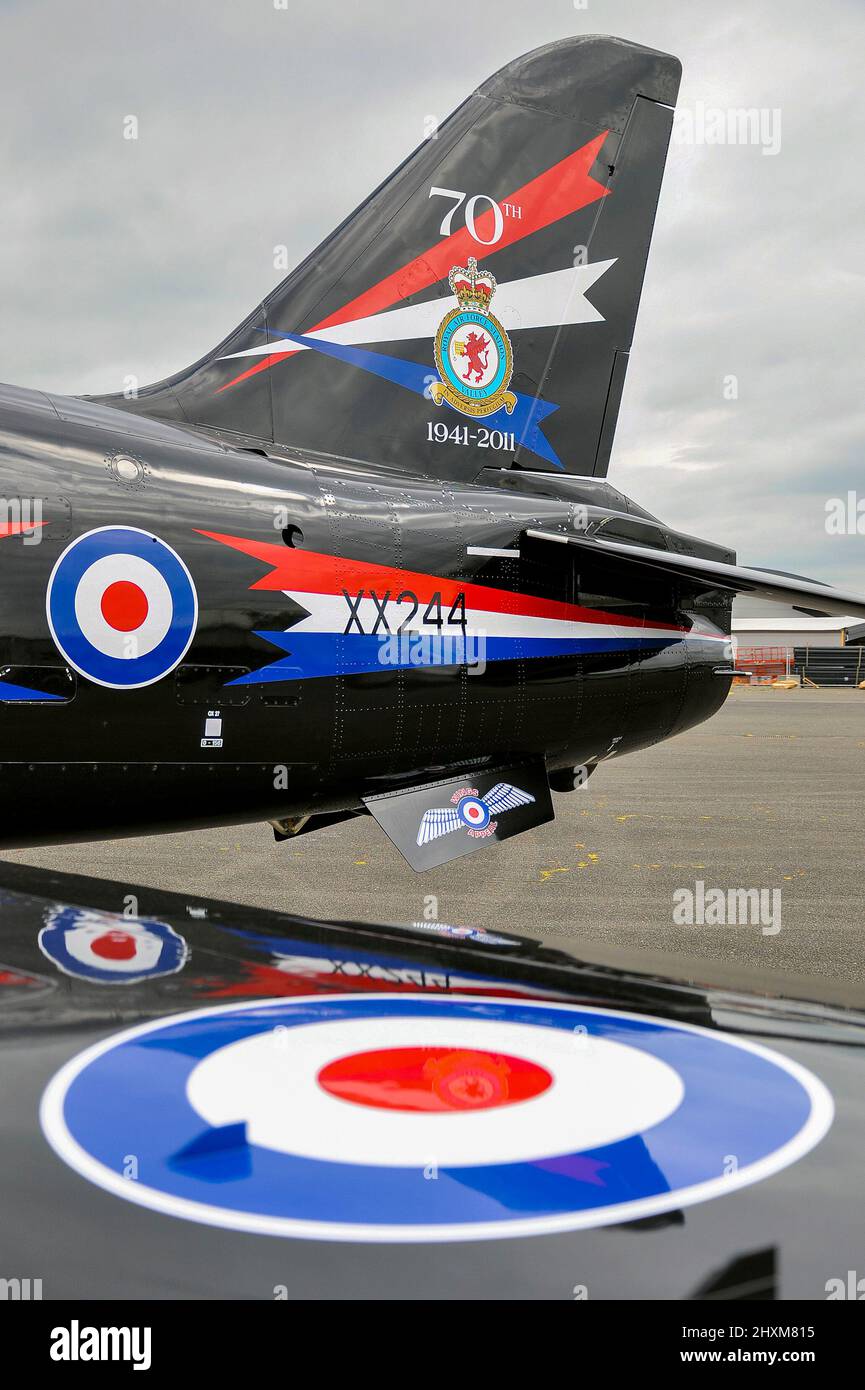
xmin=45 ymin=526 xmax=198 ymax=689
xmin=40 ymin=994 xmax=834 ymax=1243
xmin=38 ymin=909 xmax=189 ymax=984
xmin=457 ymin=795 xmax=491 ymax=830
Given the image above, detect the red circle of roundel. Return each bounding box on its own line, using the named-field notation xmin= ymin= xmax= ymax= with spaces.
xmin=90 ymin=931 xmax=138 ymax=961
xmin=317 ymin=1046 xmax=553 ymax=1113
xmin=100 ymin=580 xmax=150 ymax=632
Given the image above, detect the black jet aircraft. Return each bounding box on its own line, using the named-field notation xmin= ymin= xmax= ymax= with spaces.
xmin=1 ymin=34 xmax=863 ymax=868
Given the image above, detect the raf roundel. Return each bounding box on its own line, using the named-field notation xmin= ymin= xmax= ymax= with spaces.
xmin=45 ymin=526 xmax=198 ymax=689
xmin=38 ymin=907 xmax=189 ymax=985
xmin=457 ymin=795 xmax=491 ymax=831
xmin=40 ymin=994 xmax=833 ymax=1243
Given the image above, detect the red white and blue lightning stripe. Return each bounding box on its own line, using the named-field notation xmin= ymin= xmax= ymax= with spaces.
xmin=213 ymin=135 xmax=616 ymax=469
xmin=199 ymin=530 xmax=726 ymax=685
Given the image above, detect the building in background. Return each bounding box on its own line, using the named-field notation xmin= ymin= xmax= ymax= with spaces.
xmin=732 ymin=598 xmax=857 ymax=649
xmin=731 ymin=599 xmax=865 ymax=686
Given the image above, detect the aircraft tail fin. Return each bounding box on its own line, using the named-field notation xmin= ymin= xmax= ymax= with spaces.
xmin=99 ymin=35 xmax=680 ymax=483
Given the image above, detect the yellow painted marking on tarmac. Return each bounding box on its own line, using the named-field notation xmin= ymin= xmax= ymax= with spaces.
xmin=539 ymin=866 xmax=572 ymax=882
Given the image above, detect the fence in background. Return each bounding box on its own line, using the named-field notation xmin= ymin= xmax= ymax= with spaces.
xmin=734 ymin=646 xmax=791 ymax=684
xmin=793 ymin=647 xmax=865 ymax=687
xmin=734 ymin=645 xmax=865 ymax=686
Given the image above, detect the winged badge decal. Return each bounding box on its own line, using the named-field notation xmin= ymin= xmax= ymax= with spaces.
xmin=417 ymin=783 xmax=536 ymax=847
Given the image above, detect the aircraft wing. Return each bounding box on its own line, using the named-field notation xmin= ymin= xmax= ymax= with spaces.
xmin=525 ymin=530 xmax=865 ymax=620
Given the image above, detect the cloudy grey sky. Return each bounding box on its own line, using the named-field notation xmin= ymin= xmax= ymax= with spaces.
xmin=1 ymin=0 xmax=863 ymax=586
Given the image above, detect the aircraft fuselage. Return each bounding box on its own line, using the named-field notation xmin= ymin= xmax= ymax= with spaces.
xmin=0 ymin=382 xmax=732 ymax=847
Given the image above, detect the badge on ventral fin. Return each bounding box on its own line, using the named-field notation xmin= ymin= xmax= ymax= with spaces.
xmin=430 ymin=257 xmax=517 ymax=419
xmin=363 ymin=759 xmax=554 ymax=870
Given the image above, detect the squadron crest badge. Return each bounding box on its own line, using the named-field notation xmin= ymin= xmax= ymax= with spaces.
xmin=431 ymin=257 xmax=517 ymax=418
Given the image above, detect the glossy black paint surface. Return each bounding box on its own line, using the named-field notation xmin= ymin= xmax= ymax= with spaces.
xmin=0 ymin=36 xmax=742 ymax=853
xmin=0 ymin=380 xmax=732 ymax=847
xmin=0 ymin=863 xmax=860 ymax=1300
xmin=96 ymin=36 xmax=682 ymax=483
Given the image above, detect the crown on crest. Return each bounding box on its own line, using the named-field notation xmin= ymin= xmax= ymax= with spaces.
xmin=448 ymin=256 xmax=496 ymax=312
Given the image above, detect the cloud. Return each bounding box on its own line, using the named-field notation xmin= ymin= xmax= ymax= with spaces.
xmin=1 ymin=0 xmax=863 ymax=586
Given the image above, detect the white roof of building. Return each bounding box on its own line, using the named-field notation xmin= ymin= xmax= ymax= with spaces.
xmin=732 ymin=616 xmax=855 ymax=632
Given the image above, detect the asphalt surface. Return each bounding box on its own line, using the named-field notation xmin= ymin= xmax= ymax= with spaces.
xmin=3 ymin=687 xmax=864 ymax=999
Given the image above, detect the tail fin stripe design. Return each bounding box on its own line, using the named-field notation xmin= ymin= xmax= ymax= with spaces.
xmin=220 ymin=261 xmax=616 ymax=361
xmin=235 ymin=330 xmax=563 ymax=469
xmin=219 ymin=132 xmax=610 ymax=393
xmin=310 ymin=133 xmax=610 ymax=334
xmin=105 ymin=37 xmax=681 ymax=482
